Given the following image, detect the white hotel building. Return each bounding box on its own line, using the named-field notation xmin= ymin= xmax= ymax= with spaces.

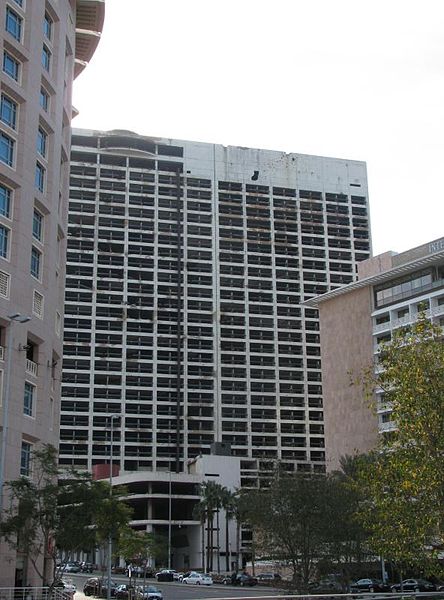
xmin=60 ymin=129 xmax=371 ymax=567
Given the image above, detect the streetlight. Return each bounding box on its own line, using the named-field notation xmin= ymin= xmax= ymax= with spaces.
xmin=0 ymin=313 xmax=31 ymax=514
xmin=107 ymin=414 xmax=121 ymax=600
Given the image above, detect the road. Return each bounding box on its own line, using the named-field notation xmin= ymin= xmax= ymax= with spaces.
xmin=70 ymin=573 xmax=284 ymax=600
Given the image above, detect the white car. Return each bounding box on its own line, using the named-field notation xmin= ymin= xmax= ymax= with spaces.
xmin=182 ymin=572 xmax=213 ymax=585
xmin=136 ymin=585 xmax=163 ymax=600
xmin=59 ymin=579 xmax=76 ymax=593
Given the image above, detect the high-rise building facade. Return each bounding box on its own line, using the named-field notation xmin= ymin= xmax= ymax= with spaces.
xmin=0 ymin=0 xmax=104 ymax=587
xmin=307 ymin=237 xmax=444 ymax=471
xmin=61 ymin=129 xmax=371 ymax=485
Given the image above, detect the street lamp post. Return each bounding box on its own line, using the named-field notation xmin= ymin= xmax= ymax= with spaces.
xmin=107 ymin=414 xmax=120 ymax=600
xmin=0 ymin=313 xmax=31 ymax=514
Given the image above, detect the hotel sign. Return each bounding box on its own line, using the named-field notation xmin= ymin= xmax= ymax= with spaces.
xmin=429 ymin=238 xmax=444 ymax=253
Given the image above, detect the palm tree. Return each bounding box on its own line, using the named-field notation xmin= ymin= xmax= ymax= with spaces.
xmin=221 ymin=488 xmax=237 ymax=572
xmin=197 ymin=481 xmax=226 ymax=572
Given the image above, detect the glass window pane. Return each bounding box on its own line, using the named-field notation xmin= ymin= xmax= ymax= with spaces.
xmin=3 ymin=52 xmax=19 ymax=80
xmin=0 ymin=133 xmax=14 ymax=167
xmin=31 ymin=247 xmax=41 ymax=278
xmin=0 ymin=185 xmax=11 ymax=218
xmin=6 ymin=8 xmax=22 ymax=41
xmin=0 ymin=94 xmax=17 ymax=129
xmin=42 ymin=45 xmax=51 ymax=71
xmin=0 ymin=226 xmax=9 ymax=258
xmin=24 ymin=382 xmax=34 ymax=416
xmin=21 ymin=441 xmax=32 ymax=475
xmin=35 ymin=163 xmax=45 ymax=192
xmin=37 ymin=128 xmax=47 ymax=157
xmin=39 ymin=88 xmax=49 ymax=111
xmin=44 ymin=12 xmax=52 ymax=40
xmin=33 ymin=210 xmax=43 ymax=240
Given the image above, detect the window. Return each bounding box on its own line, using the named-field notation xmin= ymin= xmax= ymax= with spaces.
xmin=0 ymin=94 xmax=17 ymax=129
xmin=35 ymin=162 xmax=45 ymax=192
xmin=31 ymin=246 xmax=41 ymax=278
xmin=0 ymin=270 xmax=10 ymax=298
xmin=32 ymin=209 xmax=43 ymax=240
xmin=3 ymin=51 xmax=19 ymax=80
xmin=13 ymin=0 xmax=23 ymax=6
xmin=42 ymin=45 xmax=51 ymax=71
xmin=20 ymin=441 xmax=32 ymax=475
xmin=0 ymin=226 xmax=9 ymax=258
xmin=37 ymin=127 xmax=47 ymax=157
xmin=39 ymin=88 xmax=49 ymax=111
xmin=24 ymin=381 xmax=34 ymax=416
xmin=33 ymin=289 xmax=44 ymax=318
xmin=43 ymin=12 xmax=52 ymax=39
xmin=0 ymin=132 xmax=14 ymax=167
xmin=0 ymin=185 xmax=11 ymax=218
xmin=6 ymin=7 xmax=22 ymax=41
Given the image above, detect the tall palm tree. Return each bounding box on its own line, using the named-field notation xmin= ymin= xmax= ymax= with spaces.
xmin=221 ymin=488 xmax=237 ymax=572
xmin=197 ymin=481 xmax=226 ymax=572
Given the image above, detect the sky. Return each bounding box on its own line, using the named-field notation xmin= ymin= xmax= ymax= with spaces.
xmin=73 ymin=0 xmax=444 ymax=256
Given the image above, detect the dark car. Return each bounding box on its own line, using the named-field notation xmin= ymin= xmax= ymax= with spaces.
xmin=351 ymin=579 xmax=391 ymax=593
xmin=81 ymin=562 xmax=95 ymax=573
xmin=391 ymin=579 xmax=436 ymax=593
xmin=155 ymin=570 xmax=175 ymax=582
xmin=83 ymin=577 xmax=117 ymax=597
xmin=223 ymin=573 xmax=257 ymax=587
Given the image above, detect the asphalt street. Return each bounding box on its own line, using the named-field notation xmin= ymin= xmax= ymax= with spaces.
xmin=70 ymin=573 xmax=284 ymax=600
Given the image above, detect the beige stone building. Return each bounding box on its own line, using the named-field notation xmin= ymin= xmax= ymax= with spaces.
xmin=0 ymin=0 xmax=104 ymax=587
xmin=307 ymin=237 xmax=444 ymax=472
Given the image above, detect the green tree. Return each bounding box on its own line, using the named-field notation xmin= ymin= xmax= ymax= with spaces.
xmin=356 ymin=314 xmax=444 ymax=574
xmin=117 ymin=529 xmax=167 ymax=574
xmin=0 ymin=444 xmax=131 ymax=587
xmin=242 ymin=469 xmax=366 ymax=590
xmin=195 ymin=481 xmax=227 ymax=572
xmin=242 ymin=472 xmax=329 ymax=589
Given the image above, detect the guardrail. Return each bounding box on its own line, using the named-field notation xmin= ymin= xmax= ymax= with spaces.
xmin=0 ymin=588 xmax=72 ymax=600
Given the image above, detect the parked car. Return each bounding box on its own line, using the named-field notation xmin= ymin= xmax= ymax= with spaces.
xmin=391 ymin=579 xmax=436 ymax=593
xmin=257 ymin=572 xmax=281 ymax=582
xmin=64 ymin=562 xmax=81 ymax=573
xmin=83 ymin=577 xmax=118 ymax=597
xmin=351 ymin=579 xmax=391 ymax=593
xmin=115 ymin=584 xmax=135 ymax=599
xmin=155 ymin=570 xmax=176 ymax=582
xmin=54 ymin=579 xmax=76 ymax=594
xmin=308 ymin=580 xmax=345 ymax=594
xmin=81 ymin=562 xmax=95 ymax=573
xmin=223 ymin=573 xmax=257 ymax=586
xmin=136 ymin=586 xmax=163 ymax=600
xmin=182 ymin=572 xmax=213 ymax=585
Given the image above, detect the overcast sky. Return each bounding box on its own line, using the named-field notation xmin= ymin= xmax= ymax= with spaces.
xmin=73 ymin=0 xmax=444 ymax=256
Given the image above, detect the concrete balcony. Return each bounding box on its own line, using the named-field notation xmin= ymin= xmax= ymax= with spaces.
xmin=74 ymin=0 xmax=105 ymax=78
xmin=378 ymin=420 xmax=396 ymax=433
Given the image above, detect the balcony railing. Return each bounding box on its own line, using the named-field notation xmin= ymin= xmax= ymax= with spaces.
xmin=26 ymin=359 xmax=38 ymax=377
